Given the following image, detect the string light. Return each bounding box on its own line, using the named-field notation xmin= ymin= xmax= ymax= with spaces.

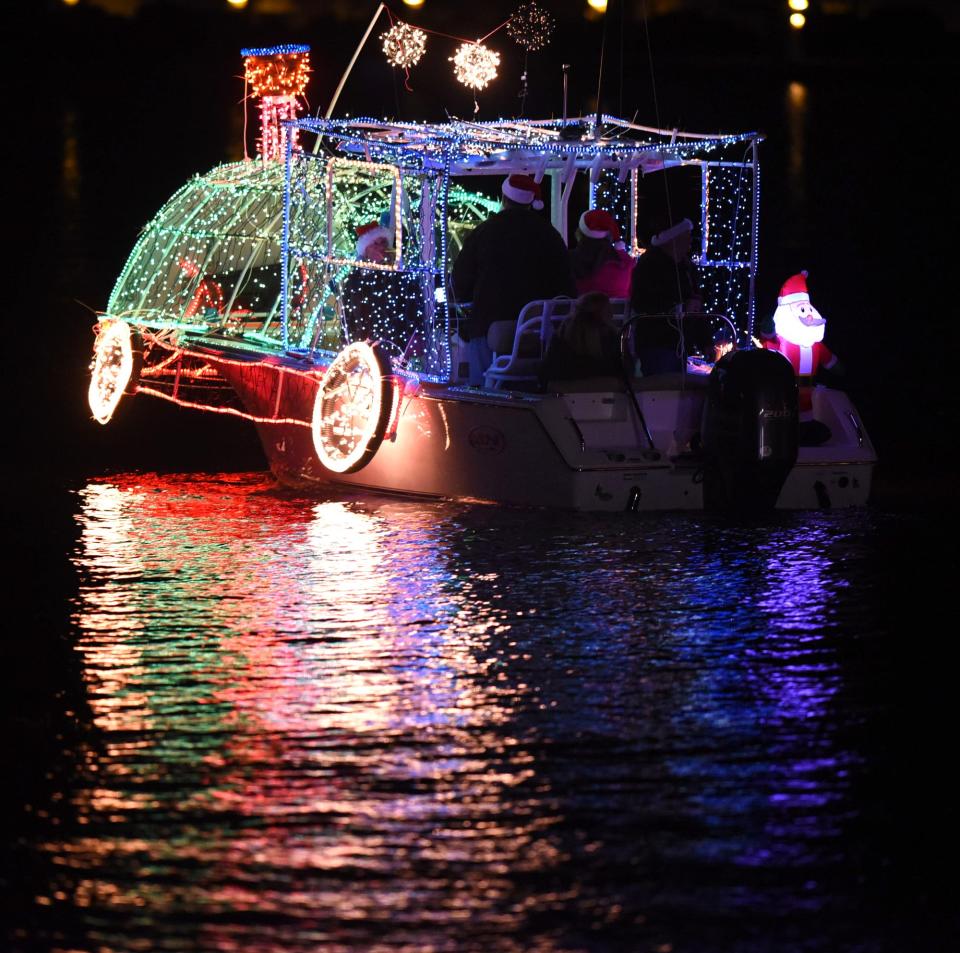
xmin=506 ymin=2 xmax=555 ymax=52
xmin=381 ymin=21 xmax=427 ymax=69
xmin=450 ymin=42 xmax=500 ymax=91
xmin=241 ymin=45 xmax=311 ymax=97
xmin=109 ymin=160 xmax=288 ymax=339
xmin=699 ymin=161 xmax=757 ymax=324
xmin=312 ymin=342 xmax=392 ymax=473
xmin=89 ymin=320 xmax=136 ymax=425
xmin=242 ymin=45 xmax=311 ymax=162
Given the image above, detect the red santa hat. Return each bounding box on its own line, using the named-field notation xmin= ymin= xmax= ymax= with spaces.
xmin=502 ymin=174 xmax=544 ymax=210
xmin=355 ymin=221 xmax=392 ymax=258
xmin=578 ymin=209 xmax=621 ymax=242
xmin=777 ymin=270 xmax=810 ymax=306
xmin=650 ymin=218 xmax=692 ymax=246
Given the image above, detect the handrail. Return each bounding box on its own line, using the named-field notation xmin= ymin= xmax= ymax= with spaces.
xmin=618 ymin=316 xmax=656 ymax=454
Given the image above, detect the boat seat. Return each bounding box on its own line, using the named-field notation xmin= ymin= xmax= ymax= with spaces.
xmin=484 ymin=297 xmax=630 ymax=390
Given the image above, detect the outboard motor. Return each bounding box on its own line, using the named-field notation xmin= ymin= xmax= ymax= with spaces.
xmin=701 ymin=348 xmax=798 ymax=510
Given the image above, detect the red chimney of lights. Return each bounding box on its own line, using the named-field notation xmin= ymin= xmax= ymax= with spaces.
xmin=241 ymin=44 xmax=311 ymax=162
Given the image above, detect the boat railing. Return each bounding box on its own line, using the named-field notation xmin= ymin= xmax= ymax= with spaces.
xmin=483 ymin=296 xmax=631 ymax=390
xmin=480 ymin=300 xmax=740 ymax=390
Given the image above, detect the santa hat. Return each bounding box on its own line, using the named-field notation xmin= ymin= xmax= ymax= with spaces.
xmin=355 ymin=221 xmax=392 ymax=258
xmin=578 ymin=209 xmax=621 ymax=242
xmin=650 ymin=218 xmax=692 ymax=246
xmin=778 ymin=270 xmax=810 ymax=305
xmin=502 ymin=174 xmax=544 ymax=210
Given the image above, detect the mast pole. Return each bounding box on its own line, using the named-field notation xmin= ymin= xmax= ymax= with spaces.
xmin=595 ymin=0 xmax=609 ymax=134
xmin=748 ymin=135 xmax=760 ymax=338
xmin=325 ymin=3 xmax=386 ymax=120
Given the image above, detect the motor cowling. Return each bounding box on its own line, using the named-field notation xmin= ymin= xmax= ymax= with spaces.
xmin=701 ymin=347 xmax=798 ymax=510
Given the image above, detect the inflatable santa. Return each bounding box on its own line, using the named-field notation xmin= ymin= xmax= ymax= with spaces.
xmin=763 ymin=271 xmax=838 ymax=422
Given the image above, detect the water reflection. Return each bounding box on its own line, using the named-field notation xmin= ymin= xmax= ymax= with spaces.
xmin=61 ymin=475 xmax=568 ymax=951
xmin=36 ymin=476 xmax=885 ymax=951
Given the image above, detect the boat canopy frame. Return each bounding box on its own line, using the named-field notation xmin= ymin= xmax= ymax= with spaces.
xmin=281 ymin=114 xmax=762 ymax=380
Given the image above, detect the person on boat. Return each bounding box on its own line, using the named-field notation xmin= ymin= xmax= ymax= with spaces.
xmin=629 ymin=217 xmax=703 ymax=375
xmin=355 ymin=220 xmax=393 ymax=264
xmin=340 ymin=220 xmax=421 ymax=362
xmin=762 ymin=271 xmax=841 ymax=446
xmin=570 ymin=209 xmax=635 ymax=298
xmin=539 ymin=292 xmax=624 ymax=389
xmin=452 ymin=174 xmax=575 ymax=385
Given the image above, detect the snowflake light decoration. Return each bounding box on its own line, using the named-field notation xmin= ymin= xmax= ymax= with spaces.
xmin=450 ymin=42 xmax=500 ymax=91
xmin=380 ymin=21 xmax=427 ymax=70
xmin=506 ymin=2 xmax=555 ymax=52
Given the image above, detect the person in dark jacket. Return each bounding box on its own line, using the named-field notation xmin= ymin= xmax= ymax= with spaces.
xmin=340 ymin=220 xmax=421 ymax=362
xmin=629 ymin=217 xmax=703 ymax=374
xmin=452 ymin=174 xmax=575 ymax=385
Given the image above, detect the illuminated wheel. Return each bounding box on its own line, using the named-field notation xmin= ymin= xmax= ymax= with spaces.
xmin=311 ymin=341 xmax=394 ymax=474
xmin=88 ymin=320 xmax=142 ymax=425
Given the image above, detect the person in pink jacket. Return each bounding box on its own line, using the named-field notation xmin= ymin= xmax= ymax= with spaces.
xmin=570 ymin=209 xmax=635 ymax=299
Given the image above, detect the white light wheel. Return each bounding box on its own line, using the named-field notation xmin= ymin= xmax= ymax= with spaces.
xmin=312 ymin=341 xmax=393 ymax=474
xmin=88 ymin=320 xmax=141 ymax=425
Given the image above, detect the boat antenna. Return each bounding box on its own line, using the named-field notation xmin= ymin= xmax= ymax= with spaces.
xmin=324 ymin=2 xmax=386 ymax=120
xmin=640 ymin=0 xmax=664 ymax=142
xmin=638 ymin=0 xmax=683 ymax=318
xmin=618 ymin=0 xmax=625 ymax=116
xmin=594 ymin=0 xmax=609 ymax=135
xmin=518 ymin=52 xmax=529 ymax=117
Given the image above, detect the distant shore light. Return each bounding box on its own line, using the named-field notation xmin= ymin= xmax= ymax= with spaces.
xmin=788 ymin=0 xmax=809 ymax=10
xmin=789 ymin=12 xmax=806 ymax=28
xmin=587 ymin=0 xmax=608 ymax=11
xmin=403 ymin=0 xmax=425 ymax=8
xmin=227 ymin=0 xmax=249 ymax=8
xmin=62 ymin=0 xmax=81 ymax=6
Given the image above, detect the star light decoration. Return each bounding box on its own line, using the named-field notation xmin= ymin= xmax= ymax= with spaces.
xmin=380 ymin=21 xmax=427 ymax=70
xmin=506 ymin=2 xmax=555 ymax=52
xmin=450 ymin=42 xmax=500 ymax=91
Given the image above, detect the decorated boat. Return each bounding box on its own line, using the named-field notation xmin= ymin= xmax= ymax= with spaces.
xmin=88 ymin=42 xmax=875 ymax=511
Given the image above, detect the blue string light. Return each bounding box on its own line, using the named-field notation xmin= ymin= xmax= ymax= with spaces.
xmin=240 ymin=44 xmax=310 ymax=56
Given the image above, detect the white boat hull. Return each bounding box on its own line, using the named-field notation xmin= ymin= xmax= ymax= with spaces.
xmin=221 ymin=358 xmax=875 ymax=511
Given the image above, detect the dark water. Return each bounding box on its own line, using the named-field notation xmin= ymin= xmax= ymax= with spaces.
xmin=5 ymin=7 xmax=959 ymax=952
xmin=5 ymin=473 xmax=957 ymax=952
